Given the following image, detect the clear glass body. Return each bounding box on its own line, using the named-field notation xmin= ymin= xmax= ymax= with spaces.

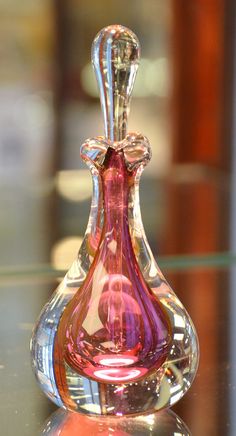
xmin=31 ymin=134 xmax=199 ymax=416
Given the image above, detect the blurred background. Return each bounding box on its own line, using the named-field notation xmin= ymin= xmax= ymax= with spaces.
xmin=0 ymin=0 xmax=236 ymax=435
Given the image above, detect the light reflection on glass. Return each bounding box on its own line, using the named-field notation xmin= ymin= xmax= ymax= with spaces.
xmin=41 ymin=407 xmax=191 ymax=436
xmin=81 ymin=57 xmax=170 ymax=99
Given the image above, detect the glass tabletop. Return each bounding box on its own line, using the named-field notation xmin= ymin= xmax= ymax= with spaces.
xmin=0 ymin=258 xmax=234 ymax=436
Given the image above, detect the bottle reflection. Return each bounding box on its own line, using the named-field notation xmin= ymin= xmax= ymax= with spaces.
xmin=41 ymin=408 xmax=191 ymax=435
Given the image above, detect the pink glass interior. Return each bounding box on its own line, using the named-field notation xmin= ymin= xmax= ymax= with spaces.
xmin=54 ymin=148 xmax=171 ymax=390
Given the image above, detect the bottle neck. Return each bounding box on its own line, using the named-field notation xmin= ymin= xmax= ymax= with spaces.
xmin=101 ymin=148 xmax=133 ymax=237
xmin=80 ymin=144 xmax=164 ymax=291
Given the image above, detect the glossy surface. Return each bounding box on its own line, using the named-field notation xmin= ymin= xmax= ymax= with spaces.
xmin=54 ymin=148 xmax=171 ymax=385
xmin=31 ymin=136 xmax=198 ymax=415
xmin=31 ymin=25 xmax=199 ymax=416
xmin=42 ymin=408 xmax=191 ymax=435
xmin=92 ymin=25 xmax=140 ymax=141
xmin=30 ymin=168 xmax=102 ymax=408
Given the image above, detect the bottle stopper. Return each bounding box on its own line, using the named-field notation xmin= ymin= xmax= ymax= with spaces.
xmin=92 ymin=24 xmax=140 ymax=142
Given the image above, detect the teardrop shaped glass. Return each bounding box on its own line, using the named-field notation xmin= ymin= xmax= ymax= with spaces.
xmin=31 ymin=135 xmax=199 ymax=416
xmin=54 ymin=147 xmax=172 ymax=386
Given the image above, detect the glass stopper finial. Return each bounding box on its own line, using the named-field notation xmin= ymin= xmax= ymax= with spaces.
xmin=92 ymin=24 xmax=140 ymax=141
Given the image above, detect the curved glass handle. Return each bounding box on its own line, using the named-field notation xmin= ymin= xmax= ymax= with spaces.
xmin=92 ymin=24 xmax=140 ymax=142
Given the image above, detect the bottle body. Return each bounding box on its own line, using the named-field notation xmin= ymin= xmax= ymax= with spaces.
xmin=31 ymin=136 xmax=199 ymax=416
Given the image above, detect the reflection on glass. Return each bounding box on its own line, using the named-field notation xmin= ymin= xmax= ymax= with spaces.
xmin=81 ymin=57 xmax=170 ymax=99
xmin=41 ymin=408 xmax=191 ymax=436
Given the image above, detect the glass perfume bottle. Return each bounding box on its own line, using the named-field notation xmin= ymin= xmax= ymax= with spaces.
xmin=31 ymin=24 xmax=199 ymax=416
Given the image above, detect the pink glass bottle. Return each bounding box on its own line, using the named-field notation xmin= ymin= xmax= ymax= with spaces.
xmin=31 ymin=25 xmax=199 ymax=416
